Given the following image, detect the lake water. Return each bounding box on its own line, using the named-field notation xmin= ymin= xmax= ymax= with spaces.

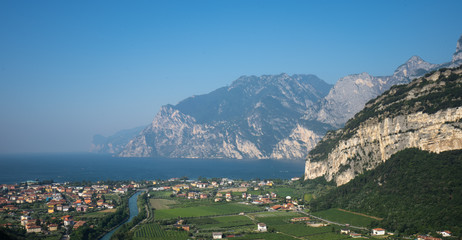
xmin=0 ymin=153 xmax=305 ymax=184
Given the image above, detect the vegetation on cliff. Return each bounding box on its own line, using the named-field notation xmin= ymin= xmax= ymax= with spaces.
xmin=309 ymin=65 xmax=462 ymax=162
xmin=310 ymin=148 xmax=462 ymax=235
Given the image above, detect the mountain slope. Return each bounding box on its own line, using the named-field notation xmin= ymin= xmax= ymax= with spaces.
xmin=91 ymin=126 xmax=145 ymax=154
xmin=120 ymin=74 xmax=333 ymax=159
xmin=305 ymin=66 xmax=462 ymax=185
xmin=306 ymin=35 xmax=462 ymax=128
xmin=310 ymin=148 xmax=462 ymax=235
xmin=113 ymin=35 xmax=462 ymax=160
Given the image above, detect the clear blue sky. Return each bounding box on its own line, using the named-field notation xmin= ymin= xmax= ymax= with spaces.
xmin=0 ymin=0 xmax=461 ymax=153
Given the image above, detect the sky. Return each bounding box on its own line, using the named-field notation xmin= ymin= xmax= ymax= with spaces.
xmin=0 ymin=0 xmax=461 ymax=153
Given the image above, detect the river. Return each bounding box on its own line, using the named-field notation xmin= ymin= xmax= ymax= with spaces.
xmin=100 ymin=191 xmax=142 ymax=240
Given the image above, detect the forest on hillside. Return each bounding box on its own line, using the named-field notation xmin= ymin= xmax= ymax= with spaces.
xmin=309 ymin=148 xmax=462 ymax=235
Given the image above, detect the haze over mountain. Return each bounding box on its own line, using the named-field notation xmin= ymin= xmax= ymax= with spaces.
xmin=93 ymin=35 xmax=462 ymax=160
xmin=119 ymin=74 xmax=333 ymax=159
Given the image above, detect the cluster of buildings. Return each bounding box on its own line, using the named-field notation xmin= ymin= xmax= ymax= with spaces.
xmin=0 ymin=181 xmax=137 ymax=235
xmin=151 ymin=178 xmax=279 ymax=204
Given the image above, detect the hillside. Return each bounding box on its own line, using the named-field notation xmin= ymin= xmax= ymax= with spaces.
xmin=305 ymin=66 xmax=462 ymax=185
xmin=309 ymin=148 xmax=462 ymax=235
xmin=97 ymin=35 xmax=462 ymax=159
xmin=120 ymin=74 xmax=334 ymax=159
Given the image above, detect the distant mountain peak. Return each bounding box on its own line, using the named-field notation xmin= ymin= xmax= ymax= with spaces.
xmin=453 ymin=35 xmax=462 ymax=62
xmin=393 ymin=55 xmax=436 ymax=79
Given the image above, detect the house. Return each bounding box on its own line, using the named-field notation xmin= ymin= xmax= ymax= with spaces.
xmin=20 ymin=215 xmax=31 ymax=226
xmin=173 ymin=223 xmax=190 ymax=231
xmin=350 ymin=233 xmax=362 ymax=238
xmin=418 ymin=235 xmax=442 ymax=240
xmin=56 ymin=204 xmax=63 ymax=211
xmin=372 ymin=228 xmax=385 ymax=235
xmin=187 ymin=192 xmax=197 ymax=199
xmin=340 ymin=229 xmax=351 ymax=234
xmin=271 ymin=205 xmax=282 ymax=210
xmin=26 ymin=225 xmax=41 ymax=233
xmin=48 ymin=224 xmax=58 ymax=231
xmin=212 ymin=232 xmax=223 ymax=239
xmin=73 ymin=221 xmax=86 ymax=230
xmin=63 ymin=215 xmax=74 ymax=226
xmin=438 ymin=231 xmax=452 ymax=237
xmin=257 ymin=223 xmax=267 ymax=232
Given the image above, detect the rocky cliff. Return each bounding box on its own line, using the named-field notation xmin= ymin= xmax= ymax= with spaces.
xmin=120 ymin=74 xmax=333 ymax=159
xmin=305 ymin=35 xmax=462 ymax=128
xmin=104 ymin=35 xmax=462 ymax=160
xmin=305 ymin=67 xmax=462 ymax=185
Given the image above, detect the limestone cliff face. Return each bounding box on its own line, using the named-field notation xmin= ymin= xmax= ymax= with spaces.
xmin=106 ymin=35 xmax=462 ymax=160
xmin=306 ymin=35 xmax=462 ymax=128
xmin=270 ymin=125 xmax=322 ymax=159
xmin=306 ymin=56 xmax=440 ymax=128
xmin=120 ymin=74 xmax=332 ymax=159
xmin=305 ymin=67 xmax=462 ymax=186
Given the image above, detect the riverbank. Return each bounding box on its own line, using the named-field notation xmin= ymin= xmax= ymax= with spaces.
xmin=100 ymin=191 xmax=142 ymax=240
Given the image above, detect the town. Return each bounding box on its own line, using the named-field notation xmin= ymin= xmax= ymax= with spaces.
xmin=0 ymin=177 xmax=455 ymax=240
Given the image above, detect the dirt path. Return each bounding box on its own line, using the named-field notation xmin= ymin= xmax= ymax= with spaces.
xmin=337 ymin=208 xmax=383 ymax=221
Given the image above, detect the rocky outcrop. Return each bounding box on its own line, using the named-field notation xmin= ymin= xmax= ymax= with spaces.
xmin=270 ymin=125 xmax=322 ymax=159
xmin=120 ymin=74 xmax=332 ymax=159
xmin=305 ymin=56 xmax=440 ymax=128
xmin=305 ymin=67 xmax=462 ymax=185
xmin=305 ymin=35 xmax=462 ymax=128
xmin=105 ymin=35 xmax=462 ymax=160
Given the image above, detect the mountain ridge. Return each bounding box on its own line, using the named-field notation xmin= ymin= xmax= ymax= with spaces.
xmin=304 ymin=65 xmax=462 ymax=185
xmin=94 ymin=35 xmax=462 ymax=160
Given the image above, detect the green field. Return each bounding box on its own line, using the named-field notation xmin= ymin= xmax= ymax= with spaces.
xmin=274 ymin=224 xmax=333 ymax=237
xmin=247 ymin=210 xmax=349 ymax=240
xmin=154 ymin=203 xmax=262 ymax=220
xmin=253 ymin=212 xmax=304 ymax=225
xmin=307 ymin=232 xmax=350 ymax=240
xmin=234 ymin=232 xmax=299 ymax=240
xmin=103 ymin=194 xmax=121 ymax=204
xmin=189 ymin=215 xmax=254 ymax=230
xmin=133 ymin=223 xmax=189 ymax=240
xmin=249 ymin=211 xmax=301 ymax=218
xmin=312 ymin=208 xmax=378 ymax=227
xmin=272 ymin=187 xmax=302 ymax=198
xmin=150 ymin=199 xmax=177 ymax=210
xmin=76 ymin=209 xmax=116 ymax=219
xmin=148 ymin=190 xmax=173 ymax=198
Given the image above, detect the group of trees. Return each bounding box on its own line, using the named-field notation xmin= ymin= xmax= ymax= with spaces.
xmin=70 ymin=192 xmax=131 ymax=240
xmin=310 ymin=148 xmax=462 ymax=236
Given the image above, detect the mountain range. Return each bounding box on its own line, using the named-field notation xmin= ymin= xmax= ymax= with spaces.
xmin=305 ymin=65 xmax=462 ymax=185
xmin=92 ymin=35 xmax=462 ymax=160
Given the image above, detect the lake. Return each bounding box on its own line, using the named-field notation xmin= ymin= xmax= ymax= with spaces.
xmin=0 ymin=153 xmax=305 ymax=184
